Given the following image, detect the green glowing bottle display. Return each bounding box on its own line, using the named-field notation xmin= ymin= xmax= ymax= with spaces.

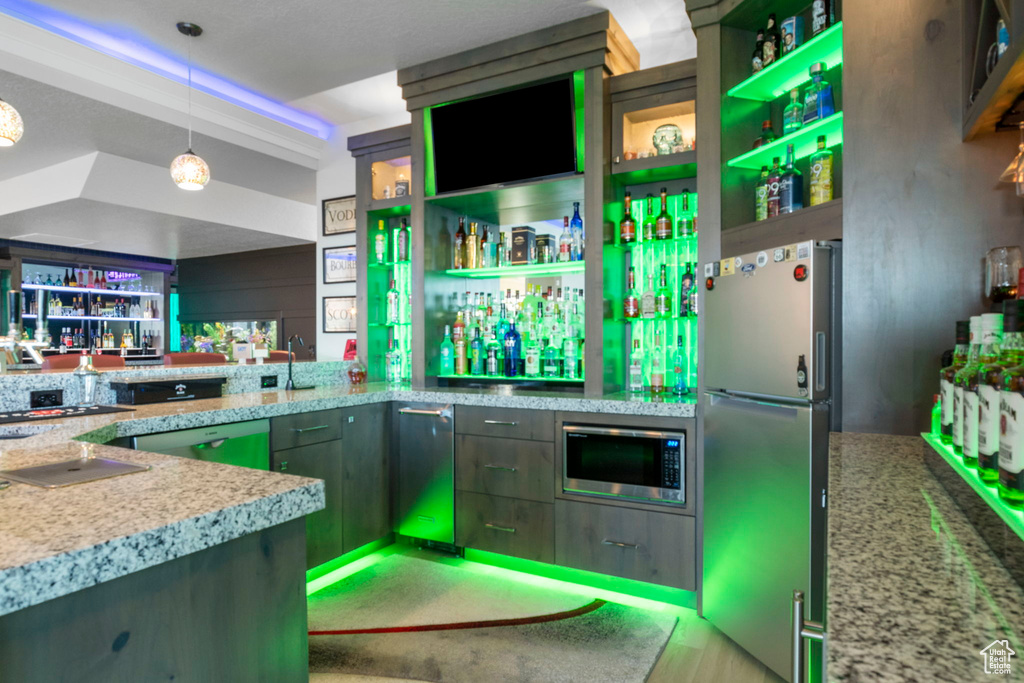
xmin=963 ymin=313 xmax=1002 ymax=466
xmin=1001 ymin=301 xmax=1024 ymax=505
xmin=939 ymin=320 xmax=969 ymax=444
xmin=953 ymin=316 xmax=982 ymax=455
xmin=980 ymin=306 xmax=1018 ymax=482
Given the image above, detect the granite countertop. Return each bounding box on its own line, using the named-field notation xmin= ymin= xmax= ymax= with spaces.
xmin=0 ymin=380 xmax=694 ymax=617
xmin=828 ymin=433 xmax=1024 ymax=682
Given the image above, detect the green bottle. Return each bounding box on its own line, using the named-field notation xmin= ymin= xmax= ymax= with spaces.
xmin=953 ymin=316 xmax=982 ymax=455
xmin=962 ymin=313 xmax=1003 ymax=466
xmin=655 ymin=264 xmax=672 ymax=318
xmin=470 ymin=327 xmax=485 ymax=376
xmin=939 ymin=320 xmax=970 ymax=444
xmin=755 ymin=165 xmax=769 ymax=222
xmin=979 ymin=304 xmax=1021 ymax=482
xmin=439 ymin=325 xmax=455 ymax=375
xmin=1000 ymin=302 xmax=1024 ymax=506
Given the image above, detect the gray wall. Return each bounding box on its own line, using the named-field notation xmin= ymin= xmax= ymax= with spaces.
xmin=177 ymin=245 xmax=316 ymax=355
xmin=844 ymin=0 xmax=1024 ymax=435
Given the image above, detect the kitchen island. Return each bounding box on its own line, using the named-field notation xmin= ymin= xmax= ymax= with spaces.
xmin=827 ymin=433 xmax=1024 ymax=682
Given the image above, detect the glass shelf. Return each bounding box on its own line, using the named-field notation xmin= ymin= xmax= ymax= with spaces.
xmin=923 ymin=432 xmax=1024 ymax=543
xmin=22 ymin=284 xmax=162 ymax=297
xmin=615 ymin=234 xmax=698 ymax=250
xmin=438 ymin=374 xmax=584 ymax=384
xmin=617 ymin=316 xmax=697 ymax=323
xmin=23 ymin=315 xmax=162 ymax=322
xmin=369 ymin=322 xmax=411 ymax=327
xmin=726 ymin=112 xmax=843 ymax=170
xmin=443 ymin=262 xmax=586 ymax=279
xmin=727 ymin=22 xmax=844 ymax=102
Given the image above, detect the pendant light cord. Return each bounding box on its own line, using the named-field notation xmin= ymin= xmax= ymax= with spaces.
xmin=187 ymin=33 xmax=193 ymax=151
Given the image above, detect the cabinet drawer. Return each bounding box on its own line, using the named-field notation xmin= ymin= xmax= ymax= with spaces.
xmin=456 ymin=434 xmax=554 ymax=503
xmin=457 ymin=491 xmax=554 ymax=563
xmin=271 ymin=439 xmax=344 ymax=570
xmin=271 ymin=409 xmax=343 ymax=451
xmin=554 ymin=500 xmax=695 ymax=590
xmin=455 ymin=405 xmax=553 ymax=442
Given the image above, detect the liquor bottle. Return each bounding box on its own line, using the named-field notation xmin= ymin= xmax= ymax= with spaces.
xmin=440 ymin=325 xmax=455 ymax=375
xmin=624 ymin=266 xmax=640 ymax=319
xmin=982 ymin=302 xmax=1024 ymax=482
xmin=655 ymin=265 xmax=672 ymax=318
xmin=470 ymin=327 xmax=485 ymax=376
xmin=374 ymin=220 xmax=388 ymax=264
xmin=783 ymin=89 xmax=804 ymax=135
xmin=672 ymin=335 xmax=689 ymax=396
xmin=755 ymin=166 xmax=769 ymax=221
xmin=779 ymin=144 xmax=803 ymax=214
xmin=570 ymin=202 xmax=584 ymax=261
xmin=563 ymin=324 xmax=579 ymax=380
xmin=543 ymin=337 xmax=561 ymax=378
xmin=486 ymin=333 xmax=501 ymax=376
xmin=763 ymin=14 xmax=781 ymax=67
xmin=809 ymin=135 xmax=834 ymax=206
xmin=558 ymin=216 xmax=573 ymax=262
xmin=678 ymin=193 xmax=694 ymax=237
xmin=953 ymin=317 xmax=982 ymax=454
xmin=504 ymin=323 xmax=522 ymax=377
xmin=479 ymin=226 xmax=490 ymax=267
xmin=386 ymin=279 xmax=400 ymax=324
xmin=77 ymin=269 xmax=85 ymax=288
xmin=641 ymin=273 xmax=656 ymax=319
xmin=452 ymin=310 xmax=466 ymax=345
xmin=620 ymin=191 xmax=636 ymax=243
xmin=453 ymin=217 xmax=467 ymax=269
xmin=940 ymin=320 xmax=970 ymax=444
xmin=811 ymin=0 xmax=834 ymax=36
xmin=396 ymin=218 xmax=410 ymax=262
xmin=642 ymin=194 xmax=656 ymax=241
xmin=67 ymin=269 xmax=76 ymax=288
xmin=753 ymin=120 xmax=776 ymax=149
xmin=803 ymin=63 xmax=835 ymax=125
xmin=679 ymin=263 xmax=695 ymax=316
xmin=454 ymin=327 xmax=468 ymax=376
xmin=963 ymin=313 xmax=1003 ymax=466
xmin=752 ymin=29 xmax=765 ymax=73
xmin=88 ymin=270 xmax=95 ymax=288
xmin=386 ymin=338 xmax=402 ymax=384
xmin=462 ymin=222 xmax=477 ymax=269
xmin=766 ymin=157 xmax=782 ymax=218
xmin=655 ymin=188 xmax=673 ymax=240
xmin=524 ymin=332 xmax=540 ymax=378
xmin=629 ymin=340 xmax=645 ymax=393
xmin=650 ymin=332 xmax=665 ymax=394
xmin=1000 ymin=307 xmax=1024 ymax=506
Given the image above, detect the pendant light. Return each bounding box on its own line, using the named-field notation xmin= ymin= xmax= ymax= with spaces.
xmin=0 ymin=97 xmax=24 ymax=147
xmin=170 ymin=22 xmax=210 ymax=191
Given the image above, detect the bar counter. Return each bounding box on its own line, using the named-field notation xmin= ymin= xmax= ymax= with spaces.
xmin=827 ymin=433 xmax=1024 ymax=682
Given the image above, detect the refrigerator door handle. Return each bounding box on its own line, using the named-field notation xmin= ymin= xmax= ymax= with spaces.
xmin=815 ymin=332 xmax=827 ymax=392
xmin=706 ymin=389 xmax=805 ymax=412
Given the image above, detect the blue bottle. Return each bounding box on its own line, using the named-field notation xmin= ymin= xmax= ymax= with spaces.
xmin=570 ymin=202 xmax=584 ymax=261
xmin=470 ymin=328 xmax=485 ymax=376
xmin=503 ymin=323 xmax=522 ymax=377
xmin=802 ymin=62 xmax=835 ymax=125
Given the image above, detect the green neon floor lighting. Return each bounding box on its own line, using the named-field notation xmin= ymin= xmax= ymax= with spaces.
xmin=727 ymin=22 xmax=844 ymax=102
xmin=443 ymin=261 xmax=586 ymax=278
xmin=306 ymin=539 xmax=398 ymax=596
xmin=438 ymin=374 xmax=584 ymax=383
xmin=922 ymin=432 xmax=1024 ymax=544
xmin=726 ymin=112 xmax=843 ymax=170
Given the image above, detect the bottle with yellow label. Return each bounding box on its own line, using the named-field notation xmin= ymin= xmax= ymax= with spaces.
xmin=808 ymin=135 xmax=833 ymax=206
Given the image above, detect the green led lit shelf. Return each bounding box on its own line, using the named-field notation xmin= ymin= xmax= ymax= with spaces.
xmin=614 ymin=234 xmax=698 ymax=250
xmin=922 ymin=432 xmax=1024 ymax=543
xmin=726 ymin=112 xmax=843 ymax=170
xmin=616 ymin=316 xmax=697 ymax=323
xmin=369 ymin=322 xmax=411 ymax=327
xmin=443 ymin=262 xmax=585 ymax=278
xmin=369 ymin=261 xmax=409 ymax=269
xmin=439 ymin=374 xmax=584 ymax=383
xmin=727 ymin=22 xmax=843 ymax=102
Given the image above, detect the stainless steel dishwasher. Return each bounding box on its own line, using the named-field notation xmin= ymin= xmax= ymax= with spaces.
xmin=395 ymin=403 xmax=454 ymax=543
xmin=132 ymin=419 xmax=271 ymax=470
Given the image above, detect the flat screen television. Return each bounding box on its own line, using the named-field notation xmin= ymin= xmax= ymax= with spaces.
xmin=430 ymin=77 xmax=578 ymax=195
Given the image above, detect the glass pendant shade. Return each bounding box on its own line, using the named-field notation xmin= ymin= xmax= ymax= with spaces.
xmin=170 ymin=151 xmax=210 ymax=190
xmin=0 ymin=99 xmax=24 ymax=147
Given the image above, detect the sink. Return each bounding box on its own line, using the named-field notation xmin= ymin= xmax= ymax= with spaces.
xmin=0 ymin=424 xmax=61 ymax=440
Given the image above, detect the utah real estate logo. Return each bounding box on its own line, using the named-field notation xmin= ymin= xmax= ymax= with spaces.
xmin=980 ymin=640 xmax=1015 ymax=675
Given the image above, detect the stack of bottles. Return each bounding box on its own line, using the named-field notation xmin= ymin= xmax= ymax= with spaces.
xmin=753 ymin=137 xmax=833 ymax=220
xmin=938 ymin=301 xmax=1024 ymax=507
xmin=438 ymin=286 xmax=585 ymax=381
xmin=376 ymin=216 xmax=412 ymax=384
xmin=451 ymin=202 xmax=585 ymax=270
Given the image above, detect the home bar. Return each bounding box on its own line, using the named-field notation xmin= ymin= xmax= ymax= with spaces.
xmin=0 ymin=1 xmax=1020 ymax=681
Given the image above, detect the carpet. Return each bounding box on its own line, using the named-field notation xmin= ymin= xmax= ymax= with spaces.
xmin=307 ymin=548 xmax=677 ymax=682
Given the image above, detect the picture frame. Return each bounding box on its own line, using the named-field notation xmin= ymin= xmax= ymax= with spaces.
xmin=322 ymin=195 xmax=356 ymax=236
xmin=323 ymin=296 xmax=356 ymax=333
xmin=323 ymin=246 xmax=357 ymax=284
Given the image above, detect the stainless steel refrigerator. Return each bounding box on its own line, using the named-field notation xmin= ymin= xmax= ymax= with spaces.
xmin=702 ymin=241 xmax=840 ymax=682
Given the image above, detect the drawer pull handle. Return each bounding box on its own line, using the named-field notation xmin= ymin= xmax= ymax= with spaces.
xmin=401 ymin=408 xmax=445 ymax=416
xmin=293 ymin=425 xmax=329 ymax=433
xmin=484 ymin=420 xmax=518 ymax=426
xmin=485 ymin=523 xmax=516 ymax=533
xmin=417 ymin=515 xmax=436 ymax=523
xmin=484 ymin=464 xmax=517 ymax=473
xmin=602 ymin=539 xmax=638 ymax=549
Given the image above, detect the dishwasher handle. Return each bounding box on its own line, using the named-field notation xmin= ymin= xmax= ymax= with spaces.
xmin=399 ymin=408 xmax=445 ymax=416
xmin=194 ymin=439 xmax=227 ymax=450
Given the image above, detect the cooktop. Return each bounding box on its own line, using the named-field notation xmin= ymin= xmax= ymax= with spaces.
xmin=0 ymin=405 xmax=134 ymax=425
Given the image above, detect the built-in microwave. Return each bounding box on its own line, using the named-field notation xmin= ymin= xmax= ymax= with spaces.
xmin=562 ymin=424 xmax=685 ymax=505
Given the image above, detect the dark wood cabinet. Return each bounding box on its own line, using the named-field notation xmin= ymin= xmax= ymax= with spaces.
xmin=455 ymin=405 xmax=554 ymax=442
xmin=456 ymin=491 xmax=554 ymax=563
xmin=341 ymin=402 xmax=390 ymax=553
xmin=270 ymin=408 xmax=343 ymax=451
xmin=272 ymin=439 xmax=345 ymax=570
xmin=554 ymin=499 xmax=696 ymax=590
xmin=455 ymin=434 xmax=554 ymax=503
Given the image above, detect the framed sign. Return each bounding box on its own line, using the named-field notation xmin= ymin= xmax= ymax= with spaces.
xmin=323 ymin=195 xmax=356 ymax=236
xmin=323 ymin=296 xmax=356 ymax=333
xmin=323 ymin=246 xmax=357 ymax=284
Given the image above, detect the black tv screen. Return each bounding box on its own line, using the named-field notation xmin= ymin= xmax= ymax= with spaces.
xmin=431 ymin=77 xmax=578 ymax=194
